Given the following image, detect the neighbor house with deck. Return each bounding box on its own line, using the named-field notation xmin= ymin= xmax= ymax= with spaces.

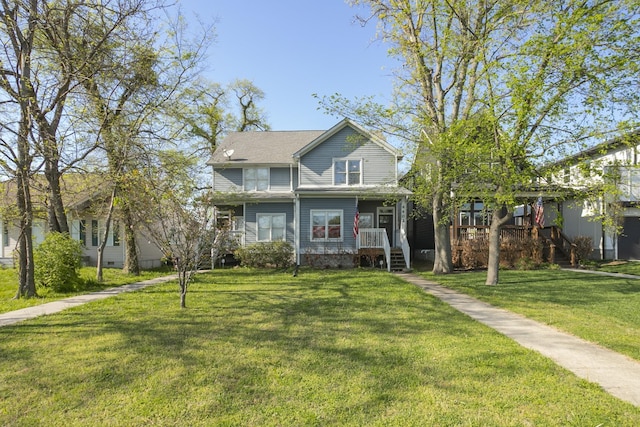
xmin=408 ymin=130 xmax=640 ymax=266
xmin=207 ymin=118 xmax=412 ymax=270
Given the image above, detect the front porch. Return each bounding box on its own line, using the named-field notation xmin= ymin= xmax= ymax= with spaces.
xmin=452 ymin=224 xmax=577 ymax=268
xmin=356 ymin=228 xmax=410 ymax=272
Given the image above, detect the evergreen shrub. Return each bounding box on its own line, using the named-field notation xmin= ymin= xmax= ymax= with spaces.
xmin=234 ymin=241 xmax=294 ymax=268
xmin=34 ymin=232 xmax=83 ymax=292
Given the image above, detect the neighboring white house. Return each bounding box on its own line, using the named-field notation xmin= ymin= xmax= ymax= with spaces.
xmin=549 ymin=131 xmax=640 ymax=259
xmin=0 ymin=175 xmax=164 ymax=269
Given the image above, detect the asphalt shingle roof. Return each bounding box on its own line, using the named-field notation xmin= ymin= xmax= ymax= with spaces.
xmin=207 ymin=130 xmax=325 ymax=166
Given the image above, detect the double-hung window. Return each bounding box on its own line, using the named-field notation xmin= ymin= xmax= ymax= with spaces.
xmin=71 ymin=219 xmax=87 ymax=245
xmin=244 ymin=168 xmax=269 ymax=191
xmin=459 ymin=202 xmax=489 ymax=226
xmin=90 ymin=219 xmax=120 ymax=246
xmin=257 ymin=213 xmax=286 ymax=242
xmin=334 ymin=159 xmax=361 ymax=185
xmin=311 ymin=210 xmax=343 ymax=241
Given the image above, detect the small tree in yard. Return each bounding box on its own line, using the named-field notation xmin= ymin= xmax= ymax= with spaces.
xmin=135 ymin=151 xmax=215 ymax=308
xmin=146 ymin=196 xmax=213 ymax=308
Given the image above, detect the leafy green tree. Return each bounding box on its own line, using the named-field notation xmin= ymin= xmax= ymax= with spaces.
xmin=1 ymin=0 xmax=42 ymax=297
xmin=171 ymin=78 xmax=271 ymax=160
xmin=0 ymin=0 xmax=168 ymax=295
xmin=334 ymin=0 xmax=640 ymax=284
xmin=74 ymin=7 xmax=213 ymax=280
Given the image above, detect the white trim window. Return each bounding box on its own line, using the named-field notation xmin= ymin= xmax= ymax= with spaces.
xmin=70 ymin=219 xmax=87 ymax=245
xmin=311 ymin=210 xmax=343 ymax=241
xmin=244 ymin=167 xmax=269 ymax=191
xmin=257 ymin=213 xmax=286 ymax=242
xmin=334 ymin=159 xmax=361 ymax=185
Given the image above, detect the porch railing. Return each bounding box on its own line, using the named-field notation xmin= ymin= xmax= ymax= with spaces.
xmin=399 ymin=228 xmax=411 ymax=269
xmin=539 ymin=226 xmax=577 ymax=267
xmin=358 ymin=228 xmax=387 ymax=249
xmin=454 ymin=225 xmax=530 ymax=242
xmin=358 ymin=228 xmax=391 ymax=272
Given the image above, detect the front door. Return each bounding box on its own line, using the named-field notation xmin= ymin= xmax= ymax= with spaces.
xmin=377 ymin=207 xmax=394 ymax=246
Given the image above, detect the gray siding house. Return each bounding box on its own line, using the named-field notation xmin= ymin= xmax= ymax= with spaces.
xmin=207 ymin=119 xmax=411 ymax=270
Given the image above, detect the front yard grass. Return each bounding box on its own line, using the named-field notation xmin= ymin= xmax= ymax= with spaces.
xmin=423 ymin=269 xmax=640 ymax=362
xmin=592 ymin=259 xmax=640 ymax=276
xmin=1 ymin=268 xmax=638 ymax=426
xmin=0 ymin=266 xmax=173 ymax=314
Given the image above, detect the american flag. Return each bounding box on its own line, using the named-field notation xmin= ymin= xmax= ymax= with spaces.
xmin=534 ymin=196 xmax=544 ymax=227
xmin=353 ymin=201 xmax=359 ymax=238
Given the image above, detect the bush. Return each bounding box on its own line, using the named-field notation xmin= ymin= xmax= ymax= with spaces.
xmin=452 ymin=235 xmax=543 ymax=270
xmin=34 ymin=232 xmax=83 ymax=292
xmin=573 ymin=235 xmax=594 ymax=264
xmin=234 ymin=241 xmax=294 ymax=268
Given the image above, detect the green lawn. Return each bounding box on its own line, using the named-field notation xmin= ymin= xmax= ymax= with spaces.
xmin=0 ymin=266 xmax=174 ymax=314
xmin=1 ymin=268 xmax=638 ymax=426
xmin=594 ymin=260 xmax=640 ymax=276
xmin=423 ymin=269 xmax=640 ymax=362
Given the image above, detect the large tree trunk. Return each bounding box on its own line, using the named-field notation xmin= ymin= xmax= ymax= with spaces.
xmin=122 ymin=205 xmax=139 ymax=275
xmin=485 ymin=208 xmax=513 ymax=286
xmin=44 ymin=157 xmax=69 ymax=233
xmin=15 ymin=170 xmax=37 ymax=299
xmin=432 ymin=192 xmax=453 ymax=274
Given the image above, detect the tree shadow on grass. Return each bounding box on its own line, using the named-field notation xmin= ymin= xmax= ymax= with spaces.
xmin=7 ymin=268 xmax=630 ymax=424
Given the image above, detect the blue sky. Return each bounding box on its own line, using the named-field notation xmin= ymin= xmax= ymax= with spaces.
xmin=181 ymin=0 xmax=397 ymax=130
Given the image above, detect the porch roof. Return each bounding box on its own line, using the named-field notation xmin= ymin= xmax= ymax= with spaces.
xmin=209 ymin=191 xmax=295 ymax=203
xmin=295 ymin=186 xmax=411 ymax=198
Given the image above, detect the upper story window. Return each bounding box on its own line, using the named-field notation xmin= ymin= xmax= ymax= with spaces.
xmin=334 ymin=159 xmax=361 ymax=185
xmin=244 ymin=168 xmax=269 ymax=191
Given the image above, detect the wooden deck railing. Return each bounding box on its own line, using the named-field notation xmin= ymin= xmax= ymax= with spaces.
xmin=453 ymin=224 xmax=577 ymax=267
xmin=454 ymin=225 xmax=530 ymax=242
xmin=546 ymin=226 xmax=577 ymax=266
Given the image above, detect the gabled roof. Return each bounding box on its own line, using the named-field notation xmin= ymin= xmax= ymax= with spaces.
xmin=555 ymin=129 xmax=640 ymax=166
xmin=207 ymin=118 xmax=402 ymax=167
xmin=1 ymin=173 xmax=111 ymax=214
xmin=207 ymin=130 xmax=324 ymax=166
xmin=293 ymin=118 xmax=402 ymax=160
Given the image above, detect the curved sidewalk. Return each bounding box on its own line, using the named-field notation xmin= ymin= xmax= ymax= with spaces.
xmin=0 ymin=274 xmax=178 ymax=328
xmin=396 ymin=272 xmax=640 ymax=407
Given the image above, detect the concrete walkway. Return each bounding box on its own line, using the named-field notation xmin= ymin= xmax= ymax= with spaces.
xmin=396 ymin=272 xmax=640 ymax=407
xmin=0 ymin=274 xmax=178 ymax=328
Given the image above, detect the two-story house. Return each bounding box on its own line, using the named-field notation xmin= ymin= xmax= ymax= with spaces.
xmin=546 ymin=131 xmax=640 ymax=260
xmin=207 ymin=118 xmax=412 ymax=270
